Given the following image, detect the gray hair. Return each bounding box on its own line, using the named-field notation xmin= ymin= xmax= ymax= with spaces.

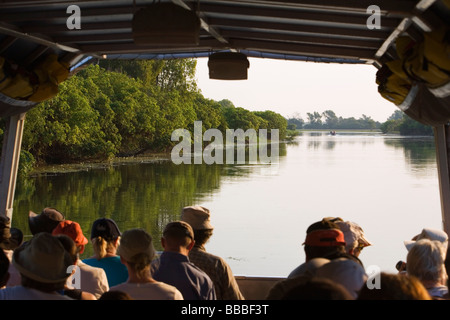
xmin=406 ymin=239 xmax=446 ymax=284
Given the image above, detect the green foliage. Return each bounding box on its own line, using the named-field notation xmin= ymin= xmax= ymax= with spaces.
xmin=14 ymin=59 xmax=288 ymax=172
xmin=253 ymin=110 xmax=287 ymax=140
xmin=380 ymin=111 xmax=433 ymax=136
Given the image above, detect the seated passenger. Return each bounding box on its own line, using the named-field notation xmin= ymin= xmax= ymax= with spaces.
xmin=54 ymin=234 xmax=97 ymax=300
xmin=111 ymin=228 xmax=183 ymax=300
xmin=52 ymin=220 xmax=109 ymax=298
xmin=406 ymin=239 xmax=448 ymax=299
xmin=151 ymin=221 xmax=216 ymax=300
xmin=288 ymin=219 xmax=362 ymax=279
xmin=181 ymin=205 xmax=244 ymax=300
xmin=0 ymin=233 xmax=73 ymax=300
xmin=357 ymin=272 xmax=431 ymax=300
xmin=82 ymin=218 xmax=128 ymax=287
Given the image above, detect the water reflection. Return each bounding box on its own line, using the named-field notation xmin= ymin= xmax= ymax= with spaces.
xmin=384 ymin=137 xmax=436 ymax=165
xmin=12 ymin=145 xmax=287 ymax=256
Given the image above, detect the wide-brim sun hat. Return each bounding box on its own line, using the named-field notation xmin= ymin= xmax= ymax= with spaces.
xmin=12 ymin=232 xmax=73 ymax=283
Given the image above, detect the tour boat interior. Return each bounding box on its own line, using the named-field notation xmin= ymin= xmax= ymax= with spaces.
xmin=0 ymin=0 xmax=449 ymax=299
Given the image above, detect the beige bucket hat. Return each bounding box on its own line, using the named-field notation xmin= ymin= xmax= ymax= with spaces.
xmin=12 ymin=232 xmax=73 ymax=283
xmin=181 ymin=206 xmax=214 ymax=230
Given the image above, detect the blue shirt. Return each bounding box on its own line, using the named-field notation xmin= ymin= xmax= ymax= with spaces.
xmin=151 ymin=251 xmax=216 ymax=300
xmin=82 ymin=256 xmax=128 ymax=287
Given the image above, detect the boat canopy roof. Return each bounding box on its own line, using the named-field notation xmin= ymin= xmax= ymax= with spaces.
xmin=0 ymin=0 xmax=449 ymax=119
xmin=0 ymin=0 xmax=448 ymax=67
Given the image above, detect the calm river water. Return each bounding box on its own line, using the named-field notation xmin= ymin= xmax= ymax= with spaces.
xmin=11 ymin=131 xmax=441 ymax=276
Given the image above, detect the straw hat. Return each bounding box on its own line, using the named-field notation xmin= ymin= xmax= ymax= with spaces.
xmin=12 ymin=232 xmax=73 ymax=283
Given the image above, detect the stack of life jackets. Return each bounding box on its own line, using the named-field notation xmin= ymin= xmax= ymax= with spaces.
xmin=376 ymin=27 xmax=450 ymax=126
xmin=0 ymin=54 xmax=70 ymax=103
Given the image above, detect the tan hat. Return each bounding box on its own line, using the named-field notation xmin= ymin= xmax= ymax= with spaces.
xmin=117 ymin=228 xmax=155 ymax=263
xmin=12 ymin=232 xmax=73 ymax=283
xmin=180 ymin=206 xmax=213 ymax=230
xmin=336 ymin=221 xmax=372 ymax=251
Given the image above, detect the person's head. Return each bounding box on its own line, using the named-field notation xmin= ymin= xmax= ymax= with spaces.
xmin=99 ymin=290 xmax=133 ymax=300
xmin=161 ymin=221 xmax=195 ymax=254
xmin=52 ymin=220 xmax=88 ymax=255
xmin=281 ymin=276 xmax=354 ymax=300
xmin=90 ymin=218 xmax=121 ymax=259
xmin=0 ymin=215 xmax=12 ymax=250
xmin=357 ymin=272 xmax=431 ymax=300
xmin=0 ymin=248 xmax=10 ymax=288
xmin=54 ymin=234 xmax=78 ymax=265
xmin=303 ymin=219 xmax=347 ymax=261
xmin=117 ymin=228 xmax=156 ymax=280
xmin=12 ymin=232 xmax=73 ymax=292
xmin=9 ymin=228 xmax=24 ymax=250
xmin=406 ymin=239 xmax=447 ymax=286
xmin=335 ymin=220 xmax=371 ymax=257
xmin=28 ymin=207 xmax=65 ymax=235
xmin=180 ymin=206 xmax=214 ymax=247
xmin=314 ymin=257 xmax=367 ymax=299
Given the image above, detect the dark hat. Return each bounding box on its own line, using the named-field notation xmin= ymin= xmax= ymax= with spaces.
xmin=90 ymin=218 xmax=121 ymax=241
xmin=163 ymin=221 xmax=194 ymax=240
xmin=28 ymin=207 xmax=65 ymax=235
xmin=0 ymin=215 xmax=12 ymax=250
xmin=306 ymin=219 xmax=340 ymax=234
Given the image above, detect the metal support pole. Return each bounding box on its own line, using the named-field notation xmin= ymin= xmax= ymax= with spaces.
xmin=0 ymin=112 xmax=26 ymax=221
xmin=434 ymin=124 xmax=450 ymax=235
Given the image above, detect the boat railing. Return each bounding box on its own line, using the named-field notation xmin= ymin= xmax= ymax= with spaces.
xmin=234 ymin=275 xmax=285 ymax=300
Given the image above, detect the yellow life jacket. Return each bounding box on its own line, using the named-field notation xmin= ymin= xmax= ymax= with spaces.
xmin=28 ymin=54 xmax=70 ymax=102
xmin=376 ymin=64 xmax=412 ymax=105
xmin=398 ymin=30 xmax=450 ymax=88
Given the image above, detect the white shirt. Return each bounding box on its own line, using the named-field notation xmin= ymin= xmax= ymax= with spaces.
xmin=69 ymin=260 xmax=109 ymax=299
xmin=111 ymin=281 xmax=184 ymax=300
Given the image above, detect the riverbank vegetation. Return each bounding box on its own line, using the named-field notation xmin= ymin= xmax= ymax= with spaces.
xmin=286 ymin=109 xmax=433 ymax=136
xmin=2 ymin=59 xmax=289 ymax=175
xmin=379 ymin=110 xmax=433 ymax=136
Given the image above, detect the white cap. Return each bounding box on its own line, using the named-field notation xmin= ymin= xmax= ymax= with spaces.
xmin=404 ymin=228 xmax=448 ymax=251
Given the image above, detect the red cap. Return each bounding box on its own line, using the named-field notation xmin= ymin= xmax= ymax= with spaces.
xmin=304 ymin=229 xmax=346 ymax=247
xmin=52 ymin=220 xmax=88 ymax=253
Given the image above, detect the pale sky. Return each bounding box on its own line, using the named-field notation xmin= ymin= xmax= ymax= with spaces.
xmin=195 ymin=57 xmax=398 ymax=123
